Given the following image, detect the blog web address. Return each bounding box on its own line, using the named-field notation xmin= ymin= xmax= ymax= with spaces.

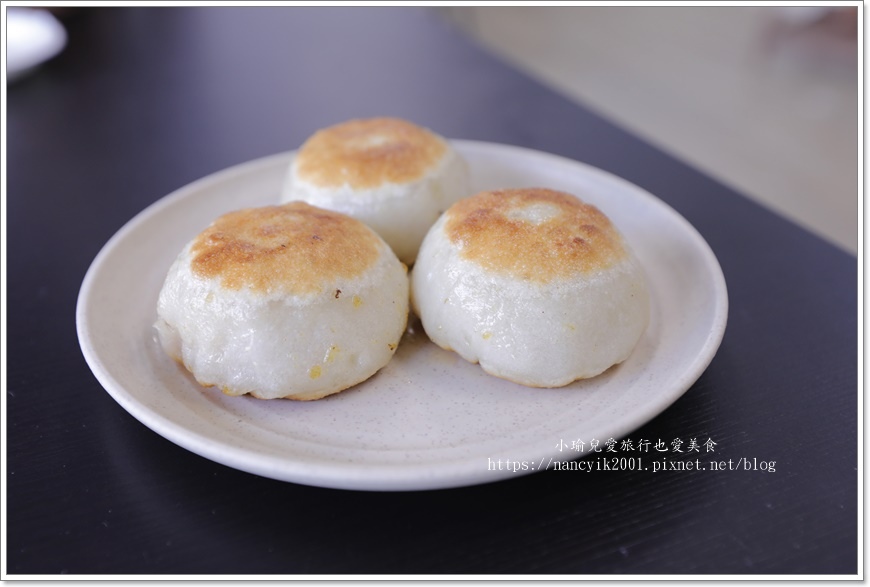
xmin=488 ymin=438 xmax=777 ymax=473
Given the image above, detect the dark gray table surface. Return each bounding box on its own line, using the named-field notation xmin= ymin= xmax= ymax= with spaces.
xmin=6 ymin=7 xmax=858 ymax=576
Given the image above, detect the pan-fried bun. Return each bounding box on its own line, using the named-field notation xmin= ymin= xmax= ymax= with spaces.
xmin=411 ymin=188 xmax=649 ymax=388
xmin=155 ymin=202 xmax=409 ymax=400
xmin=281 ymin=117 xmax=470 ymax=265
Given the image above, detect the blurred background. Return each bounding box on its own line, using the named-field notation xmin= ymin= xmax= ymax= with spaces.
xmin=8 ymin=5 xmax=859 ymax=253
xmin=441 ymin=6 xmax=859 ymax=253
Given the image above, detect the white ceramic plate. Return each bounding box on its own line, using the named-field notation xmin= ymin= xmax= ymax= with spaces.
xmin=76 ymin=141 xmax=728 ymax=491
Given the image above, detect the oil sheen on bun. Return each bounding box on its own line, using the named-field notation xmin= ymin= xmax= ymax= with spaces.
xmin=155 ymin=202 xmax=409 ymax=400
xmin=411 ymin=188 xmax=649 ymax=388
xmin=281 ymin=117 xmax=470 ymax=265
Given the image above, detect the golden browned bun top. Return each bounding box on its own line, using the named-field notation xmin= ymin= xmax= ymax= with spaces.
xmin=444 ymin=188 xmax=628 ymax=282
xmin=190 ymin=202 xmax=383 ymax=295
xmin=293 ymin=117 xmax=448 ymax=190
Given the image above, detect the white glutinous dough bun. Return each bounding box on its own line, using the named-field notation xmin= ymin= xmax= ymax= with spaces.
xmin=281 ymin=117 xmax=470 ymax=265
xmin=155 ymin=202 xmax=409 ymax=400
xmin=411 ymin=188 xmax=650 ymax=388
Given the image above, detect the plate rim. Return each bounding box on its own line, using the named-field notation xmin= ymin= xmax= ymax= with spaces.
xmin=76 ymin=140 xmax=729 ymax=491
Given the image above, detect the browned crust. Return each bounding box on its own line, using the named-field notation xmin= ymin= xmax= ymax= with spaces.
xmin=190 ymin=202 xmax=382 ymax=295
xmin=444 ymin=188 xmax=627 ymax=281
xmin=293 ymin=117 xmax=448 ymax=189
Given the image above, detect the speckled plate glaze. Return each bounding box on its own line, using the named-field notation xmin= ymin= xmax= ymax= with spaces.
xmin=76 ymin=141 xmax=728 ymax=491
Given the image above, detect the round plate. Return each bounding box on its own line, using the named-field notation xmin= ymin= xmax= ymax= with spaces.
xmin=76 ymin=141 xmax=728 ymax=491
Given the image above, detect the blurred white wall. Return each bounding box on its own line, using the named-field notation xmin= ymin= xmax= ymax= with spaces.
xmin=443 ymin=6 xmax=858 ymax=253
